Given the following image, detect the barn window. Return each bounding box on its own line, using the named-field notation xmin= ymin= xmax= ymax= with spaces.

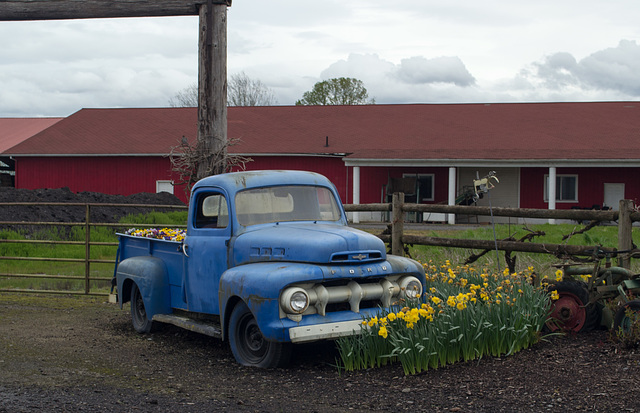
xmin=544 ymin=174 xmax=578 ymax=202
xmin=156 ymin=180 xmax=174 ymax=195
xmin=401 ymin=174 xmax=434 ymax=203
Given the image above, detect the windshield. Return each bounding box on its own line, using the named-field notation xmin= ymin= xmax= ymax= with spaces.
xmin=235 ymin=185 xmax=342 ymax=226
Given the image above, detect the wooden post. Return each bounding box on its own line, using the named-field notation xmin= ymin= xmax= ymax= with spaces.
xmin=618 ymin=199 xmax=634 ymax=269
xmin=391 ymin=192 xmax=405 ymax=256
xmin=197 ymin=1 xmax=228 ymax=179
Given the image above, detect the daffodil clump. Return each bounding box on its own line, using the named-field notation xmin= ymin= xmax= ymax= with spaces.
xmin=124 ymin=227 xmax=186 ymax=242
xmin=337 ymin=261 xmax=552 ymax=375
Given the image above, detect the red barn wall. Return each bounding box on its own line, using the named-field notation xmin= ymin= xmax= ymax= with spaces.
xmin=355 ymin=166 xmax=450 ymax=204
xmin=241 ymin=156 xmax=349 ymax=202
xmin=15 ymin=156 xmax=189 ymax=203
xmin=15 ymin=155 xmax=457 ymax=208
xmin=520 ymin=167 xmax=640 ymax=209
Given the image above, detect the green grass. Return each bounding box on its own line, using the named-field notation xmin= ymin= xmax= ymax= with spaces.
xmin=0 ymin=216 xmax=633 ymax=293
xmin=0 ymin=211 xmax=188 ymax=293
xmin=404 ymin=223 xmax=632 ymax=278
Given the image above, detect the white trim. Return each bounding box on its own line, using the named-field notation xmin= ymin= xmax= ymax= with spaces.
xmin=352 ymin=166 xmax=360 ymax=224
xmin=448 ymin=167 xmax=456 ymax=225
xmin=342 ymin=158 xmax=640 ymax=168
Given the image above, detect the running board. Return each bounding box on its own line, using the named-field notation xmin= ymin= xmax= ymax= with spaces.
xmin=153 ymin=314 xmax=222 ymax=339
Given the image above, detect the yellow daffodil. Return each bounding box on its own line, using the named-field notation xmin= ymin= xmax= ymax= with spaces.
xmin=555 ymin=269 xmax=563 ymax=282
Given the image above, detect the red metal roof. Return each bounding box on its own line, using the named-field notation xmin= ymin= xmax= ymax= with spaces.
xmin=0 ymin=118 xmax=63 ymax=153
xmin=4 ymin=102 xmax=640 ymax=161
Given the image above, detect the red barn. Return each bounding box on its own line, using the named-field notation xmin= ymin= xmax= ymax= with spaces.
xmin=0 ymin=117 xmax=63 ymax=186
xmin=4 ymin=103 xmax=640 ymax=223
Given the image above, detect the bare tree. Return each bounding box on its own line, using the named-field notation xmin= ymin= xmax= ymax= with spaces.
xmin=168 ymin=136 xmax=252 ymax=195
xmin=168 ymin=72 xmax=276 ymax=108
xmin=168 ymin=83 xmax=198 ymax=107
xmin=228 ymin=71 xmax=277 ymax=106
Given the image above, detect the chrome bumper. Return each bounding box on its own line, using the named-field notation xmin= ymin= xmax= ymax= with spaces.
xmin=288 ymin=319 xmax=365 ymax=343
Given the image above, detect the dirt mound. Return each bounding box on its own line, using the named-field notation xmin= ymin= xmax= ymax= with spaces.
xmin=0 ymin=187 xmax=186 ymax=225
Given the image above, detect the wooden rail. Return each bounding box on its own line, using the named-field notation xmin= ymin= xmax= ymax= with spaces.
xmin=346 ymin=195 xmax=639 ymax=268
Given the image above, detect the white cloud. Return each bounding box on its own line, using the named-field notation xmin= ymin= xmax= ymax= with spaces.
xmin=1 ymin=1 xmax=640 ymax=116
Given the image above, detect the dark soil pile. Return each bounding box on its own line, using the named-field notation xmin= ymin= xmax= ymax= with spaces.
xmin=0 ymin=187 xmax=185 ymax=226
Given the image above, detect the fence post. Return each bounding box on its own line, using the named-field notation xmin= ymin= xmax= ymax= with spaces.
xmin=85 ymin=204 xmax=91 ymax=294
xmin=617 ymin=199 xmax=633 ymax=269
xmin=392 ymin=192 xmax=405 ymax=256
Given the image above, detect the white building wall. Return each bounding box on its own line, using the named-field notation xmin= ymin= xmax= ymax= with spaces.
xmin=457 ymin=168 xmax=521 ymax=224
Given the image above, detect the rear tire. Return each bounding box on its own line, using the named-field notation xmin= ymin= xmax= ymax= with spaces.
xmin=228 ymin=301 xmax=291 ymax=368
xmin=131 ymin=283 xmax=155 ymax=334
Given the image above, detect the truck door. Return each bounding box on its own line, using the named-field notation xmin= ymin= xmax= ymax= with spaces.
xmin=182 ymin=190 xmax=231 ymax=315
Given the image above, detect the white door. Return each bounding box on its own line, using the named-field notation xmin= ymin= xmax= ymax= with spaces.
xmin=156 ymin=180 xmax=174 ymax=194
xmin=603 ymin=183 xmax=625 ymax=211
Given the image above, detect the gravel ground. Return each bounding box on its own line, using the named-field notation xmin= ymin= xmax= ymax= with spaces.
xmin=1 ymin=293 xmax=639 ymax=413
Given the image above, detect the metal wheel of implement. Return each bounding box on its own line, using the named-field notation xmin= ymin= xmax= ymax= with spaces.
xmin=547 ymin=281 xmax=592 ymax=333
xmin=613 ymin=299 xmax=640 ymax=334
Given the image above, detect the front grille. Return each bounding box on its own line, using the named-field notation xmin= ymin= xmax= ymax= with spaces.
xmin=330 ymin=251 xmax=383 ymax=263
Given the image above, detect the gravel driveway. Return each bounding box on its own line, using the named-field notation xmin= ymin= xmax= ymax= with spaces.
xmin=1 ymin=293 xmax=639 ymax=412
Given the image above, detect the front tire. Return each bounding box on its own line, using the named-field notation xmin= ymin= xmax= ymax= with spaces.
xmin=228 ymin=301 xmax=291 ymax=368
xmin=131 ymin=283 xmax=155 ymax=334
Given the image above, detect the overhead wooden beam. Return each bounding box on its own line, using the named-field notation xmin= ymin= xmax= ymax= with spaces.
xmin=0 ymin=0 xmax=231 ymax=21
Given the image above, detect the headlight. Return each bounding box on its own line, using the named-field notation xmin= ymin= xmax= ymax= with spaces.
xmin=399 ymin=276 xmax=423 ymax=299
xmin=280 ymin=287 xmax=309 ymax=314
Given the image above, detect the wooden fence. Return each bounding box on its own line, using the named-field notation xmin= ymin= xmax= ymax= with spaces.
xmin=0 ymin=202 xmax=186 ymax=296
xmin=345 ymin=195 xmax=640 ymax=269
xmin=0 ymin=197 xmax=638 ymax=295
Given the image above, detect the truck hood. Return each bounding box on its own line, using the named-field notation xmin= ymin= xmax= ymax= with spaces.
xmin=231 ymin=223 xmax=386 ymax=266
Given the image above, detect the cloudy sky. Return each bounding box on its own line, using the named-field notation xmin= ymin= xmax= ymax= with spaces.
xmin=1 ymin=0 xmax=639 ymax=117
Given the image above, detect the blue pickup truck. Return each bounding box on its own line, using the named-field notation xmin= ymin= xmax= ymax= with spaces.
xmin=114 ymin=170 xmax=425 ymax=368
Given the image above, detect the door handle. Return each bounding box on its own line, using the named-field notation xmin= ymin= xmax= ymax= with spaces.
xmin=182 ymin=243 xmax=189 ymax=257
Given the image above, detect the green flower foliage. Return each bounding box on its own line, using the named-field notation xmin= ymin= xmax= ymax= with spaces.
xmin=337 ymin=261 xmax=552 ymax=375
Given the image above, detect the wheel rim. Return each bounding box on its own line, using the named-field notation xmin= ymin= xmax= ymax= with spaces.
xmin=620 ymin=316 xmax=633 ymax=333
xmin=549 ymin=292 xmax=586 ymax=332
xmin=237 ymin=313 xmax=268 ymax=363
xmin=133 ymin=288 xmax=146 ymax=326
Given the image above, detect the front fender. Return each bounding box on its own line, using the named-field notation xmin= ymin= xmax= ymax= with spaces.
xmin=218 ymin=259 xmax=426 ymax=343
xmin=116 ymin=256 xmax=171 ymax=319
xmin=219 ymin=262 xmax=326 ymax=342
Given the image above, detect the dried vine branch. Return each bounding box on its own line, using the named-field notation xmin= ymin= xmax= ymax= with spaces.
xmin=464 ymin=227 xmax=545 ymax=272
xmin=168 ymin=136 xmax=252 ymax=197
xmin=561 ymin=220 xmax=599 ymax=241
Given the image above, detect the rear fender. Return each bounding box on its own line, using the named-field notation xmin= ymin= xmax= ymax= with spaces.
xmin=116 ymin=256 xmax=171 ymax=318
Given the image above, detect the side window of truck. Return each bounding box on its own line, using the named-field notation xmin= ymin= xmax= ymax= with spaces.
xmin=195 ymin=193 xmax=229 ymax=229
